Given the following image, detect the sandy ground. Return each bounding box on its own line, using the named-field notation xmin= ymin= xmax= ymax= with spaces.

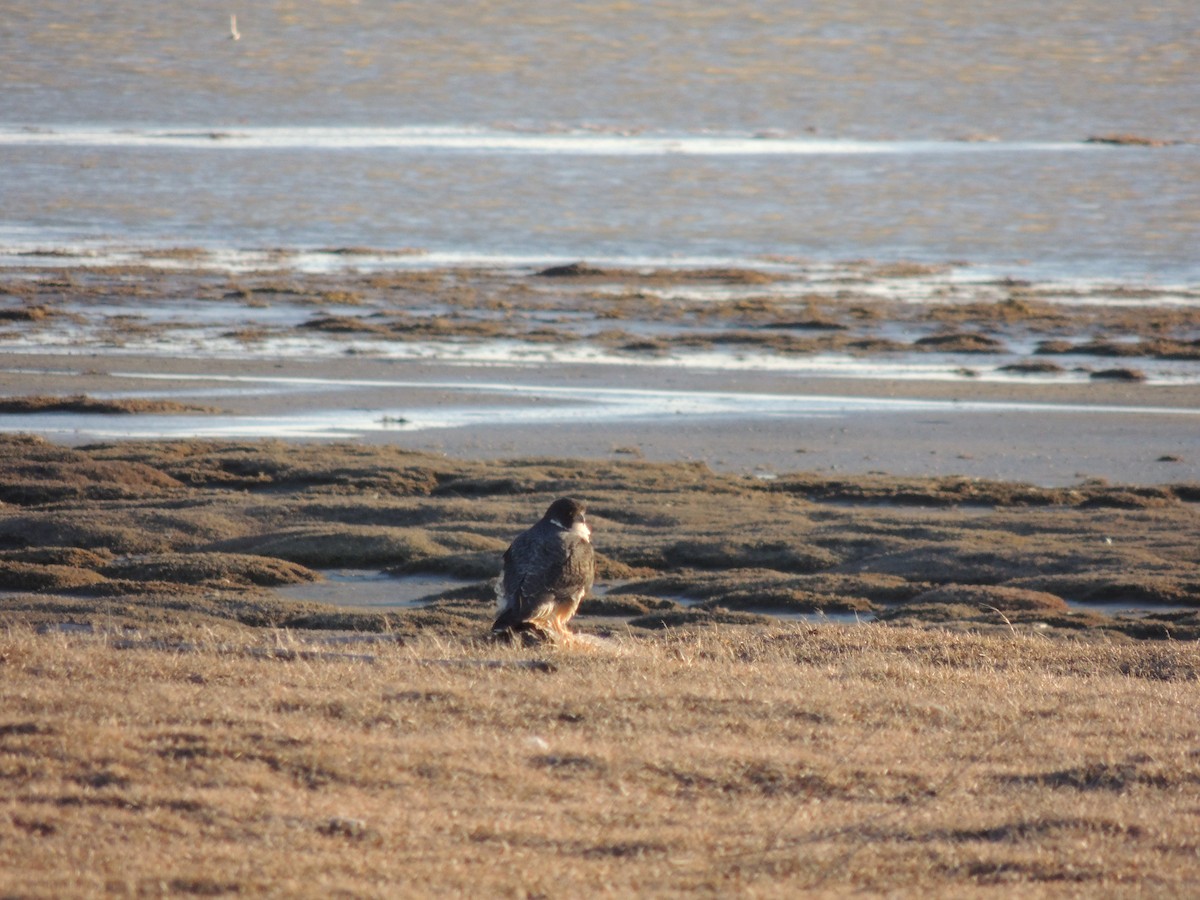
xmin=2 ymin=351 xmax=1197 ymax=486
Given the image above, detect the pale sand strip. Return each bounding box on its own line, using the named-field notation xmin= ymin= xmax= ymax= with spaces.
xmin=2 ymin=352 xmax=1196 ymax=487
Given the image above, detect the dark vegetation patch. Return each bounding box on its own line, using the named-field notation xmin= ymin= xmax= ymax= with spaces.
xmin=644 ymin=759 xmax=926 ymax=802
xmin=205 ymin=526 xmax=485 ymax=570
xmin=535 ymin=262 xmax=608 ymax=277
xmin=998 ymin=361 xmax=1066 ymax=375
xmin=921 ymin=296 xmax=1067 ymax=327
xmin=1084 ymin=134 xmax=1181 ymax=147
xmin=1008 ymin=574 xmax=1200 ymax=608
xmin=872 ymin=584 xmax=1109 ymax=632
xmin=761 ymin=317 xmax=846 ymax=331
xmin=0 ymin=589 xmax=405 ymax=633
xmin=999 ymin=759 xmax=1193 ymax=791
xmin=0 ymin=547 xmax=113 ymax=567
xmin=936 ymin=817 xmax=1142 ymax=843
xmin=0 ymin=306 xmax=55 ymax=321
xmin=1112 ymin=613 xmax=1200 ymax=641
xmin=1037 ymin=339 xmax=1200 ymax=362
xmin=579 ymin=841 xmax=669 ymax=860
xmin=769 ymin=474 xmax=1073 ymax=506
xmin=611 ymin=571 xmax=882 ymax=614
xmin=0 ymin=435 xmax=184 ymax=505
xmin=946 ymin=859 xmax=1103 ymax=885
xmin=99 ymin=439 xmax=444 ymax=493
xmin=0 ymin=561 xmax=109 ymax=592
xmin=0 ymin=395 xmax=220 ymax=415
xmin=914 ymin=332 xmax=1007 ymax=353
xmin=578 ymin=595 xmax=681 ymax=617
xmin=834 ymin=539 xmax=1119 ymax=585
xmin=101 ymin=552 xmax=318 ymax=588
xmin=661 ymin=539 xmax=839 ymax=572
xmin=535 ymin=263 xmax=783 ymax=285
xmin=530 ymin=753 xmax=606 ymax=773
xmin=906 ymin=584 xmax=1069 ymax=614
xmin=627 ymin=608 xmax=774 ymax=630
xmin=1089 ymin=367 xmax=1146 ymax=382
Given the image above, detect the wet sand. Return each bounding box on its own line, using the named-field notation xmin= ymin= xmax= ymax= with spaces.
xmin=2 ymin=350 xmax=1197 ymax=486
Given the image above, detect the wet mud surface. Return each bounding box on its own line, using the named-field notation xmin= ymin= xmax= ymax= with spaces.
xmin=2 ymin=262 xmax=1199 ymax=371
xmin=1 ymin=435 xmax=1197 ymax=641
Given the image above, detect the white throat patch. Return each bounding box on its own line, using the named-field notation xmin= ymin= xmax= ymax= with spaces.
xmin=552 ymin=518 xmax=591 ymax=542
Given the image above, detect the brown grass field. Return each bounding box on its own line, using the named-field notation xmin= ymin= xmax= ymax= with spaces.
xmin=2 ymin=625 xmax=1199 ymax=897
xmin=1 ymin=435 xmax=1199 ymax=896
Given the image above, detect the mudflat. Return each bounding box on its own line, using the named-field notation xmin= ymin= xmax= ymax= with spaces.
xmin=0 ymin=433 xmax=1197 ymax=639
xmin=1 ymin=262 xmax=1198 ymax=486
xmin=0 ymin=263 xmax=1198 ymax=632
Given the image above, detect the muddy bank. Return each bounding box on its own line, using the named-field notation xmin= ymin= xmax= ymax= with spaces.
xmin=2 ymin=263 xmax=1198 ymax=366
xmin=1 ymin=435 xmax=1197 ymax=641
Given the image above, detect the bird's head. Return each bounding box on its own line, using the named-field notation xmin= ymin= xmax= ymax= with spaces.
xmin=544 ymin=497 xmax=590 ymax=540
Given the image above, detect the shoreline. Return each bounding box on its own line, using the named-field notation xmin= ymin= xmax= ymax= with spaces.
xmin=2 ymin=351 xmax=1197 ymax=486
xmin=0 ymin=259 xmax=1197 ymax=487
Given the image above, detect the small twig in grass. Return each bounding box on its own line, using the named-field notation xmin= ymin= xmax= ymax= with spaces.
xmin=418 ymin=658 xmax=557 ymax=673
xmin=982 ymin=604 xmax=1018 ymax=637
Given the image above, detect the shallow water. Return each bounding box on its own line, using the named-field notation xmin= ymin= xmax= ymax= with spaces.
xmin=3 ymin=0 xmax=1199 ymax=279
xmin=2 ymin=371 xmax=1197 ymax=444
xmin=276 ymin=571 xmax=478 ymax=610
xmin=272 ymin=571 xmax=1194 ymax=628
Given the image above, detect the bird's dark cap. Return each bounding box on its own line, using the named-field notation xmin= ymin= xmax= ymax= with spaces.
xmin=544 ymin=497 xmax=586 ymax=526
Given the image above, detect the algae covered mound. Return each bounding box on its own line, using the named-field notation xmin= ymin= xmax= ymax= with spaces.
xmin=0 ymin=434 xmax=1197 ymax=639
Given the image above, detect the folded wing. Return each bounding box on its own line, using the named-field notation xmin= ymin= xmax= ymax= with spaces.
xmin=493 ymin=524 xmax=594 ymax=635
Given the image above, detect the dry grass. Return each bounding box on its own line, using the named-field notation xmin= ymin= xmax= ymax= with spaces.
xmin=1 ymin=625 xmax=1198 ymax=897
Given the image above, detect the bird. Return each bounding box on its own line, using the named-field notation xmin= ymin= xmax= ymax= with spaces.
xmin=491 ymin=497 xmax=595 ymax=643
xmin=229 ymin=14 xmax=241 ymax=41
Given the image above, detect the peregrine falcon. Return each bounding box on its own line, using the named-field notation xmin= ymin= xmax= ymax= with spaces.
xmin=491 ymin=497 xmax=595 ymax=643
